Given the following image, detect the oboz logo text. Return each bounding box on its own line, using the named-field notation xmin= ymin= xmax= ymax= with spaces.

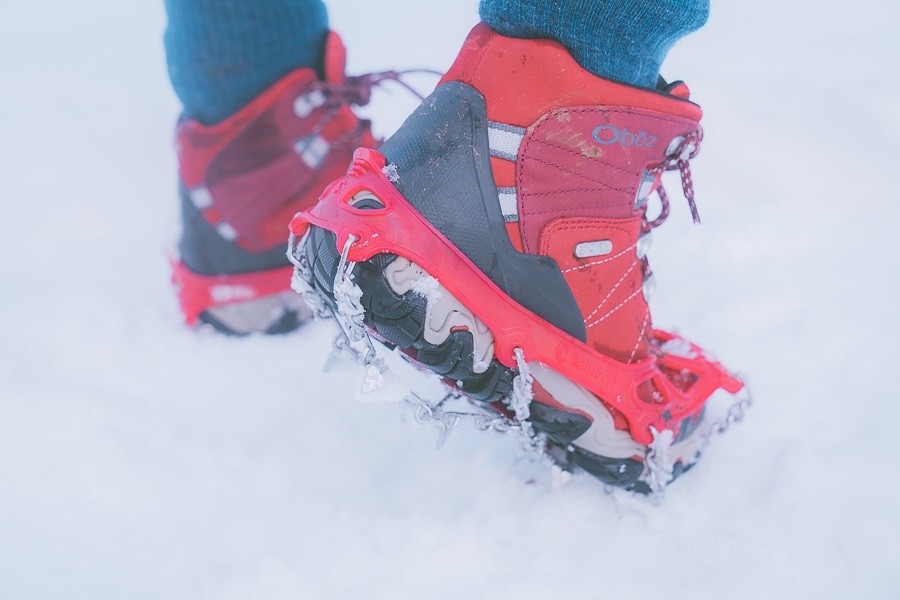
xmin=592 ymin=125 xmax=657 ymax=148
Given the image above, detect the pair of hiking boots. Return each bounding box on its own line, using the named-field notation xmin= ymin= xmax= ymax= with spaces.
xmin=171 ymin=25 xmax=746 ymax=494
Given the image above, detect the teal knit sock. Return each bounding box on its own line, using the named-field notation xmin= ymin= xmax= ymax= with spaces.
xmin=164 ymin=0 xmax=328 ymax=125
xmin=165 ymin=0 xmax=706 ymax=124
xmin=479 ymin=0 xmax=709 ymax=88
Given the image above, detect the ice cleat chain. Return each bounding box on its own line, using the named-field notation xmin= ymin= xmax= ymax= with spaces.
xmin=646 ymin=129 xmax=704 ymax=229
xmin=509 ymin=347 xmax=552 ymax=461
xmin=328 ymin=237 xmax=521 ymax=440
xmin=333 ymin=236 xmax=365 ymax=340
xmin=471 ymin=407 xmax=517 ymax=434
xmin=409 ymin=393 xmax=463 ymax=448
xmin=499 ymin=349 xmax=574 ymax=472
xmin=286 ymin=23 xmax=751 ymax=492
xmin=509 ymin=348 xmax=533 ymax=423
xmin=331 ymin=234 xmax=380 ymax=367
xmin=706 ymin=386 xmax=754 ymax=444
xmin=295 ymin=229 xmax=529 ymax=448
xmin=650 ymin=386 xmax=753 ymax=498
xmin=287 ymin=231 xmax=333 ymax=320
xmin=645 ymin=427 xmax=677 ymax=495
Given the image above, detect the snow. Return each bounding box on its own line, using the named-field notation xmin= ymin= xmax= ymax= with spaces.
xmin=1 ymin=0 xmax=898 ymax=598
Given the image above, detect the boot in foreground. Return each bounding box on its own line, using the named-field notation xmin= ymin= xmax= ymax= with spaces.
xmin=291 ymin=25 xmax=748 ymax=493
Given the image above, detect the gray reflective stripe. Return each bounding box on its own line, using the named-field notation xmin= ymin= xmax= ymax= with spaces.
xmin=292 ymin=90 xmax=326 ymax=118
xmin=190 ymin=186 xmax=213 ymax=209
xmin=216 ymin=222 xmax=238 ymax=241
xmin=634 ymin=170 xmax=656 ymax=209
xmin=497 ymin=187 xmax=519 ymax=222
xmin=295 ymin=135 xmax=330 ymax=168
xmin=489 ymin=121 xmax=525 ymax=222
xmin=488 ymin=121 xmax=525 ymax=161
xmin=636 ymin=231 xmax=653 ymax=259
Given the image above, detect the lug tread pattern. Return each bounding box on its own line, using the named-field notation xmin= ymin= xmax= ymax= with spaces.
xmin=304 ymin=226 xmax=513 ymax=402
xmin=304 ymin=226 xmax=674 ymax=493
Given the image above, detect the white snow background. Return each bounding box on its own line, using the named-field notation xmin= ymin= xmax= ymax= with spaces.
xmin=1 ymin=0 xmax=898 ymax=598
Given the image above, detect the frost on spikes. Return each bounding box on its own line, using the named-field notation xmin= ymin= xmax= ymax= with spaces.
xmin=382 ymin=163 xmax=400 ymax=183
xmin=333 ymin=271 xmax=367 ymax=341
xmin=471 ymin=354 xmax=491 ymax=373
xmin=645 ymin=427 xmax=676 ymax=494
xmin=509 ymin=349 xmax=533 ymax=423
xmin=334 ymin=272 xmax=363 ymax=316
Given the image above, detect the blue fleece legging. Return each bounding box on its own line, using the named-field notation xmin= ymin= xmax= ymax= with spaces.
xmin=165 ymin=0 xmax=708 ymax=125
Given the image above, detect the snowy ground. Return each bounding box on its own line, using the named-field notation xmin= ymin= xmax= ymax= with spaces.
xmin=1 ymin=1 xmax=898 ymax=598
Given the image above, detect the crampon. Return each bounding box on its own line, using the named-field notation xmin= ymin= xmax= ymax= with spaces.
xmin=289 ymin=25 xmax=750 ymax=494
xmin=288 ymin=148 xmax=748 ymax=494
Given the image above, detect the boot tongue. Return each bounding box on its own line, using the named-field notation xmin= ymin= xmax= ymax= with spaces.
xmin=323 ymin=31 xmax=348 ymax=85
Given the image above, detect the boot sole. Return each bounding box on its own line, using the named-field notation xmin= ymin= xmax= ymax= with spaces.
xmin=303 ymin=225 xmax=719 ymax=492
xmin=304 ymin=225 xmax=513 ymax=402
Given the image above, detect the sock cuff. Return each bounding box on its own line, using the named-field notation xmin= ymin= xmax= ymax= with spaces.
xmin=479 ymin=0 xmax=709 ymax=88
xmin=165 ymin=0 xmax=328 ymax=124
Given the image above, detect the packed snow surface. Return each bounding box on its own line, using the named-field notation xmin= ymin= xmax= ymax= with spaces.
xmin=1 ymin=1 xmax=898 ymax=598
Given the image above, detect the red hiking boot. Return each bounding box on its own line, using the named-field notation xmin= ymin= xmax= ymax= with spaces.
xmin=292 ymin=24 xmax=747 ymax=492
xmin=171 ymin=32 xmax=380 ymax=334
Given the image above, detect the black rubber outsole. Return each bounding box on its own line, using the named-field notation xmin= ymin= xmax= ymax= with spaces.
xmin=197 ymin=308 xmax=305 ymax=336
xmin=300 ymin=225 xmax=692 ymax=493
xmin=304 ymin=225 xmax=514 ymax=403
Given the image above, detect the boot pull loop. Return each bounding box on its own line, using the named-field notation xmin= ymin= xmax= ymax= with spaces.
xmin=343 ymin=69 xmax=443 ymax=105
xmin=676 ymin=128 xmax=703 ymax=225
xmin=679 ymin=158 xmax=701 ymax=225
xmin=298 ymin=67 xmax=442 ymax=152
xmin=648 ymin=128 xmax=704 ymax=229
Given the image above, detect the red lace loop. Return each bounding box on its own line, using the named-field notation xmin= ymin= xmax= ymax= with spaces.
xmin=300 ymin=69 xmax=440 ymax=152
xmin=321 ymin=69 xmax=442 ymax=107
xmin=645 ymin=128 xmax=704 ymax=229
